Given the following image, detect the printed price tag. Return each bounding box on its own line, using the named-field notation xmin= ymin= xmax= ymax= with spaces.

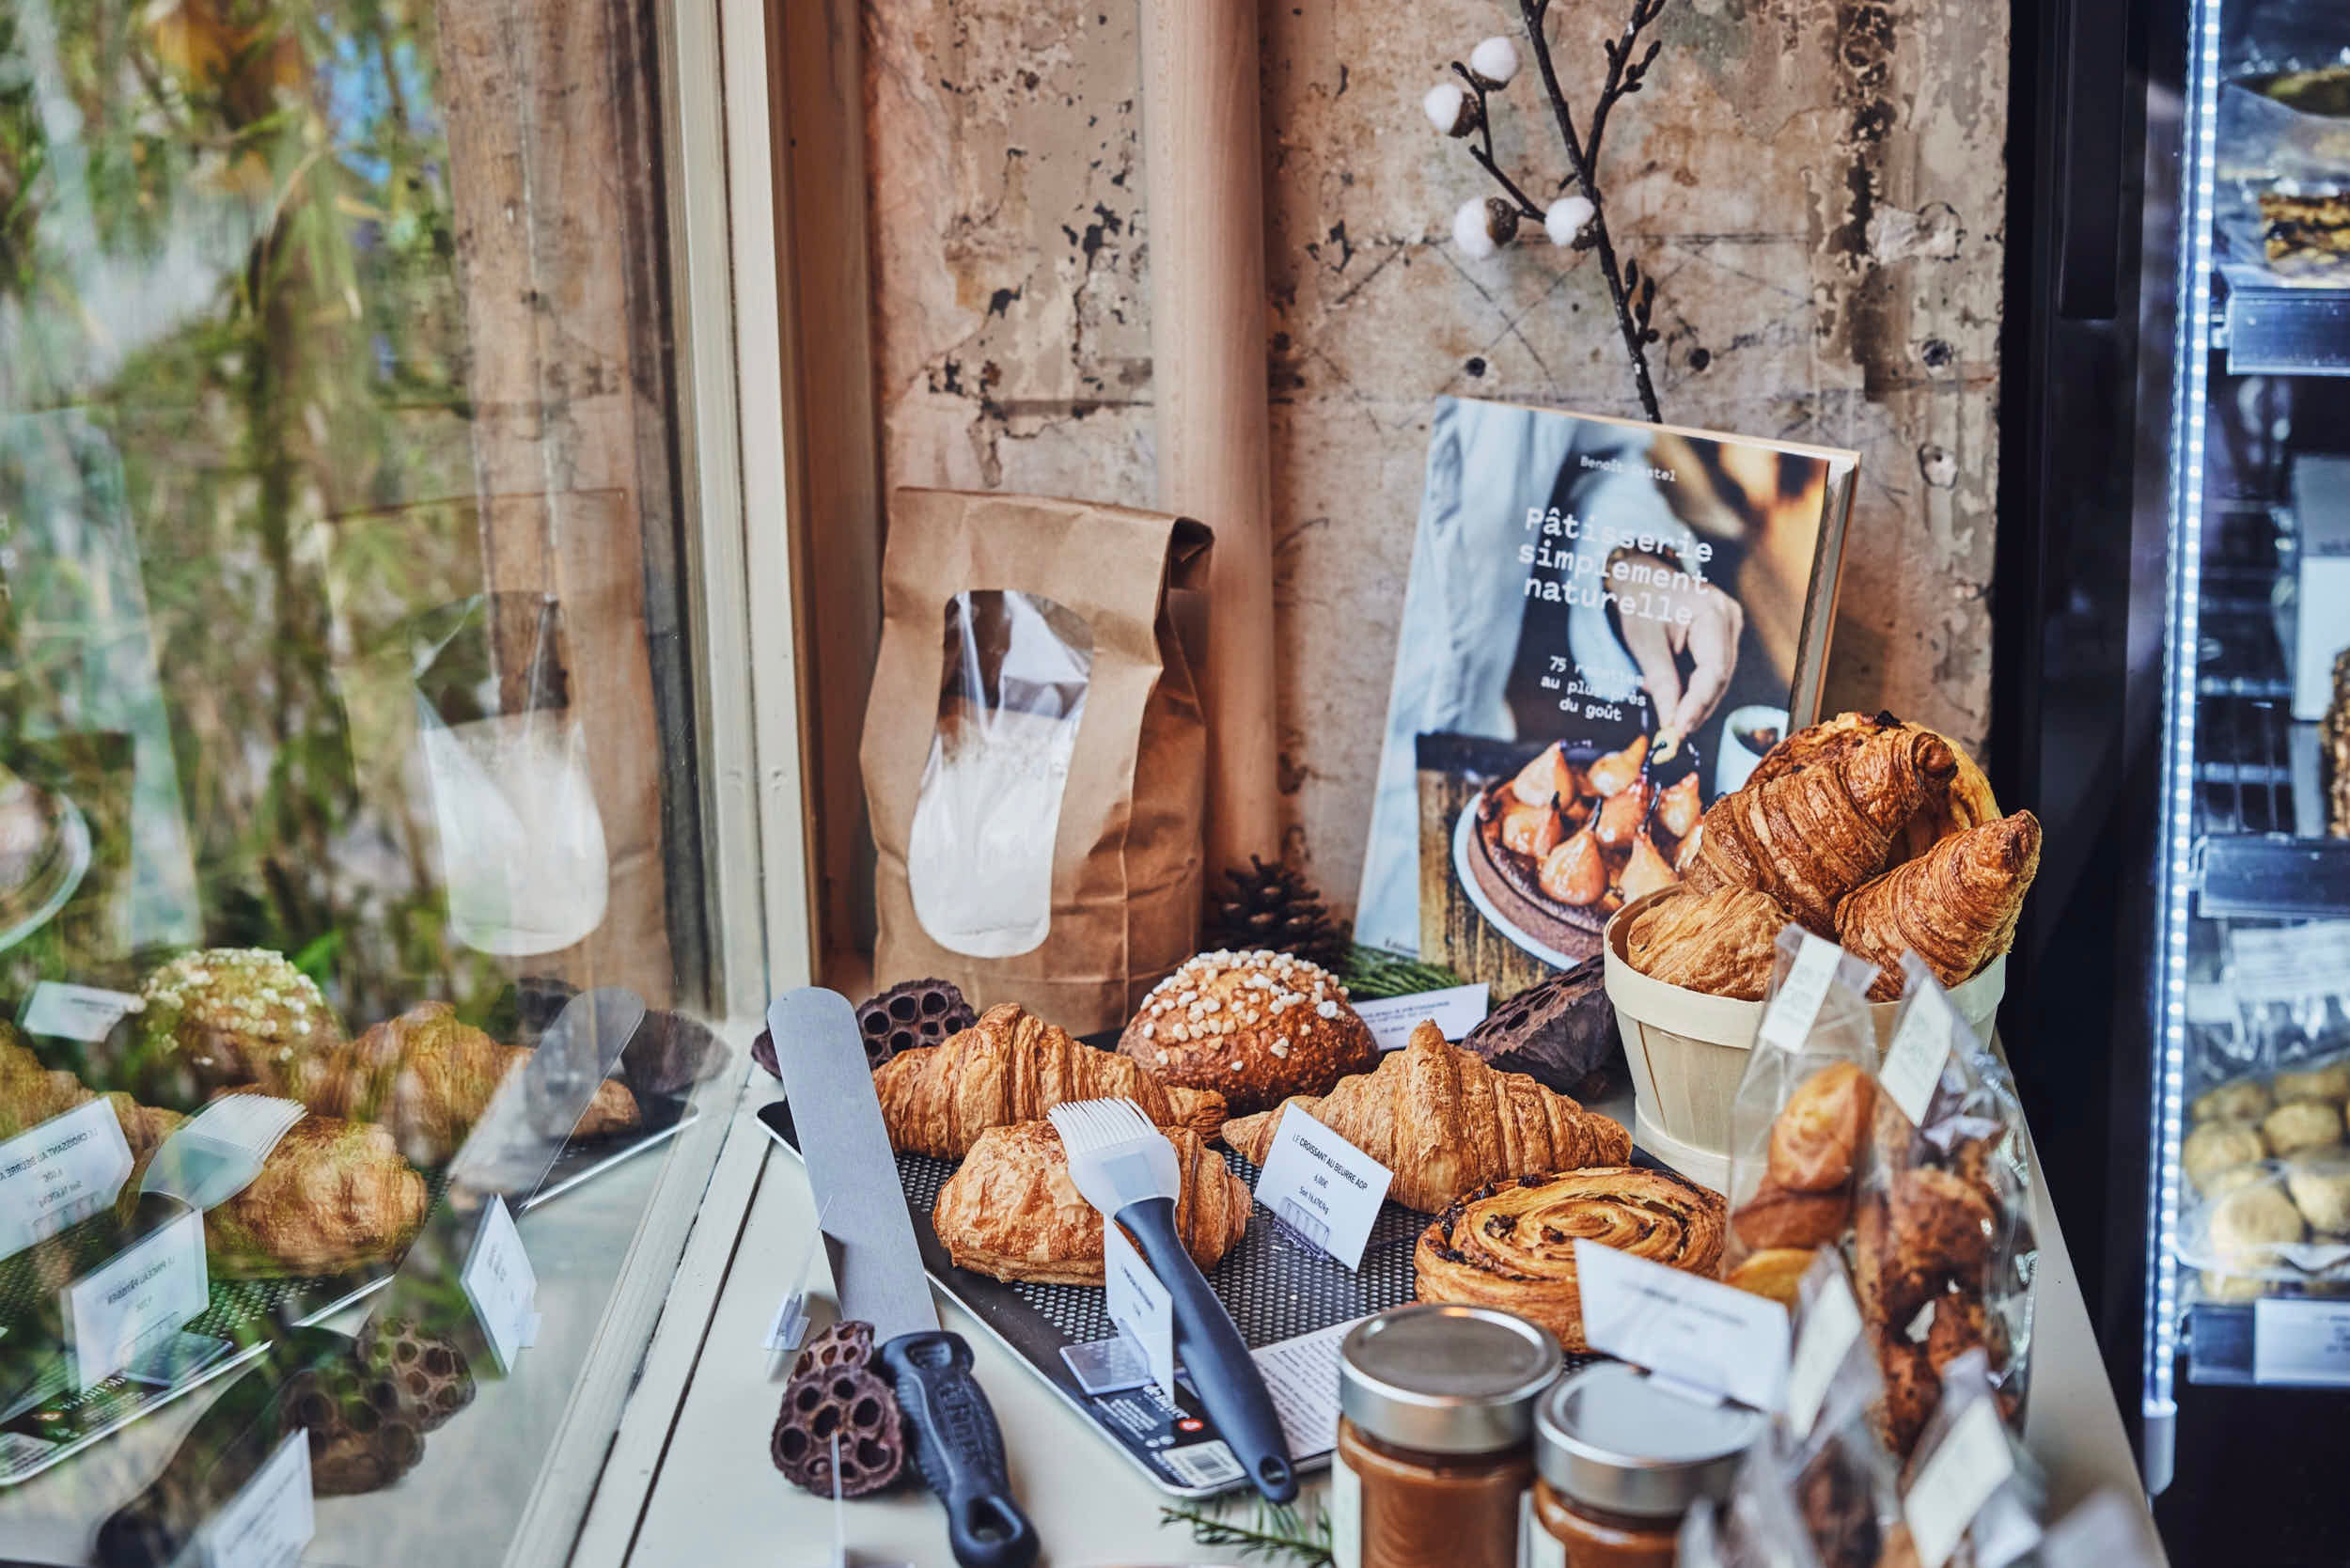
xmin=1250 ymin=1106 xmax=1392 ymax=1270
xmin=2252 ymin=1298 xmax=2350 ymax=1386
xmin=1574 ymin=1240 xmax=1789 ymax=1412
xmin=2230 ymin=925 xmax=2350 ymax=1004
xmin=19 ymin=983 xmax=140 ymax=1043
xmin=1103 ymin=1224 xmax=1177 ymax=1403
xmin=461 ymin=1197 xmax=540 ymax=1373
xmin=1783 ymin=1267 xmax=1862 ymax=1436
xmin=202 ymin=1426 xmax=314 ymax=1568
xmin=1353 ymin=984 xmax=1491 ymax=1052
xmin=1904 ymin=1397 xmax=2015 ymax=1568
xmin=0 ymin=1098 xmax=133 ymax=1262
xmin=1756 ymin=933 xmax=1845 ymax=1052
xmin=1250 ymin=1318 xmax=1359 ymax=1459
xmin=1880 ymin=987 xmax=1957 ymax=1126
xmin=65 ymin=1208 xmax=209 ymax=1391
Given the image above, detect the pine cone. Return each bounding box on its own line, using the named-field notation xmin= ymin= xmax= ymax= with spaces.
xmin=1203 ymin=857 xmax=1348 ymax=971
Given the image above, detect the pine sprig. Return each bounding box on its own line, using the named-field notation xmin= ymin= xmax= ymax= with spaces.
xmin=1159 ymin=1497 xmax=1333 ymax=1567
xmin=1340 ymin=944 xmax=1467 ymax=1000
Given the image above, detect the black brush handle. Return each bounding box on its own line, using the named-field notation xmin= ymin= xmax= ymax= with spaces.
xmin=880 ymin=1330 xmax=1038 ymax=1568
xmin=1118 ymin=1196 xmax=1298 ymax=1502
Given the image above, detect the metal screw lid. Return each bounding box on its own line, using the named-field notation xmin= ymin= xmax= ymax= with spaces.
xmin=1534 ymin=1363 xmax=1764 ymax=1519
xmin=1339 ymin=1304 xmax=1562 ymax=1456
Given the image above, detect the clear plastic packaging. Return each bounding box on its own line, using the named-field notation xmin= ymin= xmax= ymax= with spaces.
xmin=1894 ymin=1349 xmax=2045 ymax=1568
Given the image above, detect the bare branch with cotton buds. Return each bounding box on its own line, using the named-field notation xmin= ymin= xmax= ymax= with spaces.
xmin=1425 ymin=0 xmax=1671 ymax=422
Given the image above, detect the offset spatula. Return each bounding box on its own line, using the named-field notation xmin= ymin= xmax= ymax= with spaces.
xmin=766 ymin=988 xmax=1039 ymax=1568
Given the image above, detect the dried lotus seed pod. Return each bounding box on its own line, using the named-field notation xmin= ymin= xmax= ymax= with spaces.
xmin=771 ymin=1364 xmax=904 ymax=1497
xmin=790 ymin=1318 xmax=877 ymax=1380
xmin=357 ymin=1317 xmax=478 ymax=1434
xmin=855 ymin=980 xmax=978 ymax=1068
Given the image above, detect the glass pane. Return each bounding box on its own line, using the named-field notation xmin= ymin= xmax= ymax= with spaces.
xmin=0 ymin=2 xmax=740 ymax=1560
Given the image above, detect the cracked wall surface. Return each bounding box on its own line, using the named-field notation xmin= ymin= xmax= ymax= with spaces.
xmin=863 ymin=0 xmax=2006 ymax=915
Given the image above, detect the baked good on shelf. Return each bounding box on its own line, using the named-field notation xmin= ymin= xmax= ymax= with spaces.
xmin=873 ymin=1003 xmax=1226 ymax=1158
xmin=1887 ymin=1168 xmax=1996 ymax=1277
xmin=131 ymin=949 xmax=346 ymax=1103
xmin=1116 ymin=949 xmax=1378 ymax=1117
xmin=1833 ymin=812 xmax=2042 ymax=999
xmin=1725 ymin=1247 xmax=1813 ymax=1309
xmin=1684 ymin=726 xmax=1957 ymax=933
xmin=2262 ymin=1099 xmax=2343 ymax=1159
xmin=1619 ymin=885 xmax=1791 ymax=1000
xmin=1412 ymin=1167 xmax=1726 ymax=1351
xmin=1768 ymin=1062 xmax=1875 ymax=1193
xmin=256 ymin=1001 xmax=640 ymax=1167
xmin=1456 ymin=960 xmax=1621 ymax=1098
xmin=2184 ymin=1119 xmax=2267 ymax=1191
xmin=2284 ymin=1150 xmax=2350 ymax=1232
xmin=2275 ymin=1060 xmax=2350 ymax=1106
xmin=931 ymin=1121 xmax=1247 ymax=1285
xmin=2329 ymin=647 xmax=2350 ymax=839
xmin=2260 ymin=188 xmax=2350 ymax=272
xmin=2210 ymin=1181 xmax=2305 ymax=1268
xmin=196 ymin=1116 xmax=430 ymax=1278
xmin=2200 ymin=1269 xmax=2269 ymax=1304
xmin=2201 ymin=1164 xmax=2268 ymax=1200
xmin=1747 ymin=712 xmax=1998 ymax=864
xmin=2193 ymin=1079 xmax=2273 ymax=1124
xmin=1923 ymin=1292 xmax=1994 ymax=1374
xmin=1220 ymin=1022 xmax=1631 ymax=1212
xmin=1873 ymin=1336 xmax=1939 ymax=1456
xmin=1732 ymin=1184 xmax=1850 ymax=1251
xmin=2 ymin=1032 xmax=185 ymax=1168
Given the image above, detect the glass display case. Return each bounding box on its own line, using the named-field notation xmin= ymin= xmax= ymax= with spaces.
xmin=0 ymin=2 xmax=793 ymax=1562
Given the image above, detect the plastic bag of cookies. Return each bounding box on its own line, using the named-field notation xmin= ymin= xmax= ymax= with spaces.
xmin=1724 ymin=929 xmax=1883 ymax=1285
xmin=1853 ymin=955 xmax=2036 ymax=1461
xmin=1889 ymin=1348 xmax=2047 ymax=1568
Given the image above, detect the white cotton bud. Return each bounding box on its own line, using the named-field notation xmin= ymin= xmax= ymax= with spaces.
xmin=1452 ymin=196 xmax=1518 ymax=259
xmin=1468 ymin=37 xmax=1520 ymax=88
xmin=1544 ymin=194 xmax=1595 ymax=246
xmin=1422 ymin=82 xmax=1478 ymax=137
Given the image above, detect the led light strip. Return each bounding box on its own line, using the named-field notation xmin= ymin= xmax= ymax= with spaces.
xmin=2144 ymin=0 xmax=2226 ymax=1431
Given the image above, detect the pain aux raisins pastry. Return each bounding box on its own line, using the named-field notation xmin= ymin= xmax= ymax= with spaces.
xmin=1117 ymin=949 xmax=1378 ymax=1118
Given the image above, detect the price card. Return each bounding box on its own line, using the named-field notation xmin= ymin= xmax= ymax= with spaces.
xmin=0 ymin=1098 xmax=133 ymax=1262
xmin=1250 ymin=1106 xmax=1392 ymax=1270
xmin=1756 ymin=933 xmax=1847 ymax=1051
xmin=1903 ymin=1397 xmax=2015 ymax=1568
xmin=1574 ymin=1240 xmax=1790 ymax=1412
xmin=1103 ymin=1224 xmax=1177 ymax=1403
xmin=2252 ymin=1298 xmax=2350 ymax=1386
xmin=65 ymin=1208 xmax=209 ymax=1391
xmin=201 ymin=1426 xmax=314 ymax=1568
xmin=1353 ymin=984 xmax=1491 ymax=1052
xmin=1782 ymin=1266 xmax=1862 ymax=1436
xmin=19 ymin=982 xmax=140 ymax=1043
xmin=461 ymin=1197 xmax=540 ymax=1373
xmin=1880 ymin=986 xmax=1958 ymax=1126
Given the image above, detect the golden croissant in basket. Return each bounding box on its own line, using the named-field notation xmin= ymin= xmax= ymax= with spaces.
xmin=1412 ymin=1167 xmax=1726 ymax=1351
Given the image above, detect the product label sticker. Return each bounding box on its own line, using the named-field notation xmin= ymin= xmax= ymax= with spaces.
xmin=201 ymin=1426 xmax=314 ymax=1568
xmin=2252 ymin=1298 xmax=2350 ymax=1386
xmin=0 ymin=1098 xmax=133 ymax=1262
xmin=65 ymin=1207 xmax=209 ymax=1391
xmin=19 ymin=982 xmax=141 ymax=1043
xmin=1353 ymin=984 xmax=1491 ymax=1052
xmin=1250 ymin=1106 xmax=1393 ymax=1270
xmin=1782 ymin=1267 xmax=1863 ymax=1436
xmin=1249 ymin=1318 xmax=1360 ymax=1460
xmin=1103 ymin=1224 xmax=1177 ymax=1403
xmin=1904 ymin=1397 xmax=2016 ymax=1568
xmin=461 ymin=1196 xmax=540 ymax=1373
xmin=1158 ymin=1439 xmax=1246 ymax=1491
xmin=1574 ymin=1239 xmax=1790 ymax=1413
xmin=1756 ymin=933 xmax=1846 ymax=1052
xmin=2230 ymin=924 xmax=2350 ymax=1004
xmin=1879 ymin=987 xmax=1957 ymax=1127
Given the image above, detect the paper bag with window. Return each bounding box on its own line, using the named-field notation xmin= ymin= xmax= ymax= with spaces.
xmin=861 ymin=489 xmax=1212 ymax=1035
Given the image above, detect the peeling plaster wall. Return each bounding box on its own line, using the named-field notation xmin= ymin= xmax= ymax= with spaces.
xmin=863 ymin=0 xmax=2006 ymax=913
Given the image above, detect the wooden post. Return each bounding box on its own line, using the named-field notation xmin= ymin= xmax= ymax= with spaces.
xmin=1139 ymin=0 xmax=1281 ymax=879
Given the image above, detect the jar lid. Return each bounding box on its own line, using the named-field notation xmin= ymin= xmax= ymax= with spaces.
xmin=1339 ymin=1305 xmax=1561 ymax=1455
xmin=1534 ymin=1363 xmax=1763 ymax=1519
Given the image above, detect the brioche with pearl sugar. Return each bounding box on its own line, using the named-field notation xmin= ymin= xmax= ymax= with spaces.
xmin=1116 ymin=949 xmax=1379 ymax=1117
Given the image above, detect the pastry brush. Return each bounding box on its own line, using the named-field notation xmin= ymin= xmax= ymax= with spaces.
xmin=1046 ymin=1097 xmax=1295 ymax=1502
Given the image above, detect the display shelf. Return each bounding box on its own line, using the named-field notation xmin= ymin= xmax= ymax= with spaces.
xmin=2219 ymin=273 xmax=2350 ymax=377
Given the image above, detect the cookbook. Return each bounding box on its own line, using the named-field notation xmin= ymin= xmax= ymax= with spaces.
xmin=1354 ymin=398 xmax=1857 ymax=995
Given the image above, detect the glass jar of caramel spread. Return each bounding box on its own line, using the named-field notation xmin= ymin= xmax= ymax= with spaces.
xmin=1525 ymin=1363 xmax=1764 ymax=1568
xmin=1330 ymin=1304 xmax=1561 ymax=1568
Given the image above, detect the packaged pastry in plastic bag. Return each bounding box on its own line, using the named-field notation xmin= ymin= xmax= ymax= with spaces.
xmin=1724 ymin=928 xmax=1882 ymax=1281
xmin=1855 ymin=956 xmax=2036 ymax=1460
xmin=1888 ymin=1349 xmax=2045 ymax=1568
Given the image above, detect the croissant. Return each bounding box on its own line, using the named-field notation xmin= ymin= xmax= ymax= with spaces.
xmin=1221 ymin=1022 xmax=1630 ymax=1212
xmin=874 ymin=1003 xmax=1226 ymax=1157
xmin=1835 ymin=811 xmax=2041 ymax=999
xmin=1684 ymin=727 xmax=1957 ymax=932
xmin=932 ymin=1121 xmax=1248 ymax=1284
xmin=257 ymin=1002 xmax=641 ymax=1167
xmin=1620 ymin=885 xmax=1792 ymax=999
xmin=198 ymin=1116 xmax=430 ymax=1279
xmin=1747 ymin=711 xmax=1999 ymax=862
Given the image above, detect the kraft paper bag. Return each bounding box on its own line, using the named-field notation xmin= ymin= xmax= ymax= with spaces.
xmin=862 ymin=488 xmax=1212 ymax=1034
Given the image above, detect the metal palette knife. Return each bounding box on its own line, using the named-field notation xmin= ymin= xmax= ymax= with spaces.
xmin=766 ymin=987 xmax=1039 ymax=1568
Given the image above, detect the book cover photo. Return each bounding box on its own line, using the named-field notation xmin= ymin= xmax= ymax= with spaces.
xmin=1354 ymin=396 xmax=1856 ymax=998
